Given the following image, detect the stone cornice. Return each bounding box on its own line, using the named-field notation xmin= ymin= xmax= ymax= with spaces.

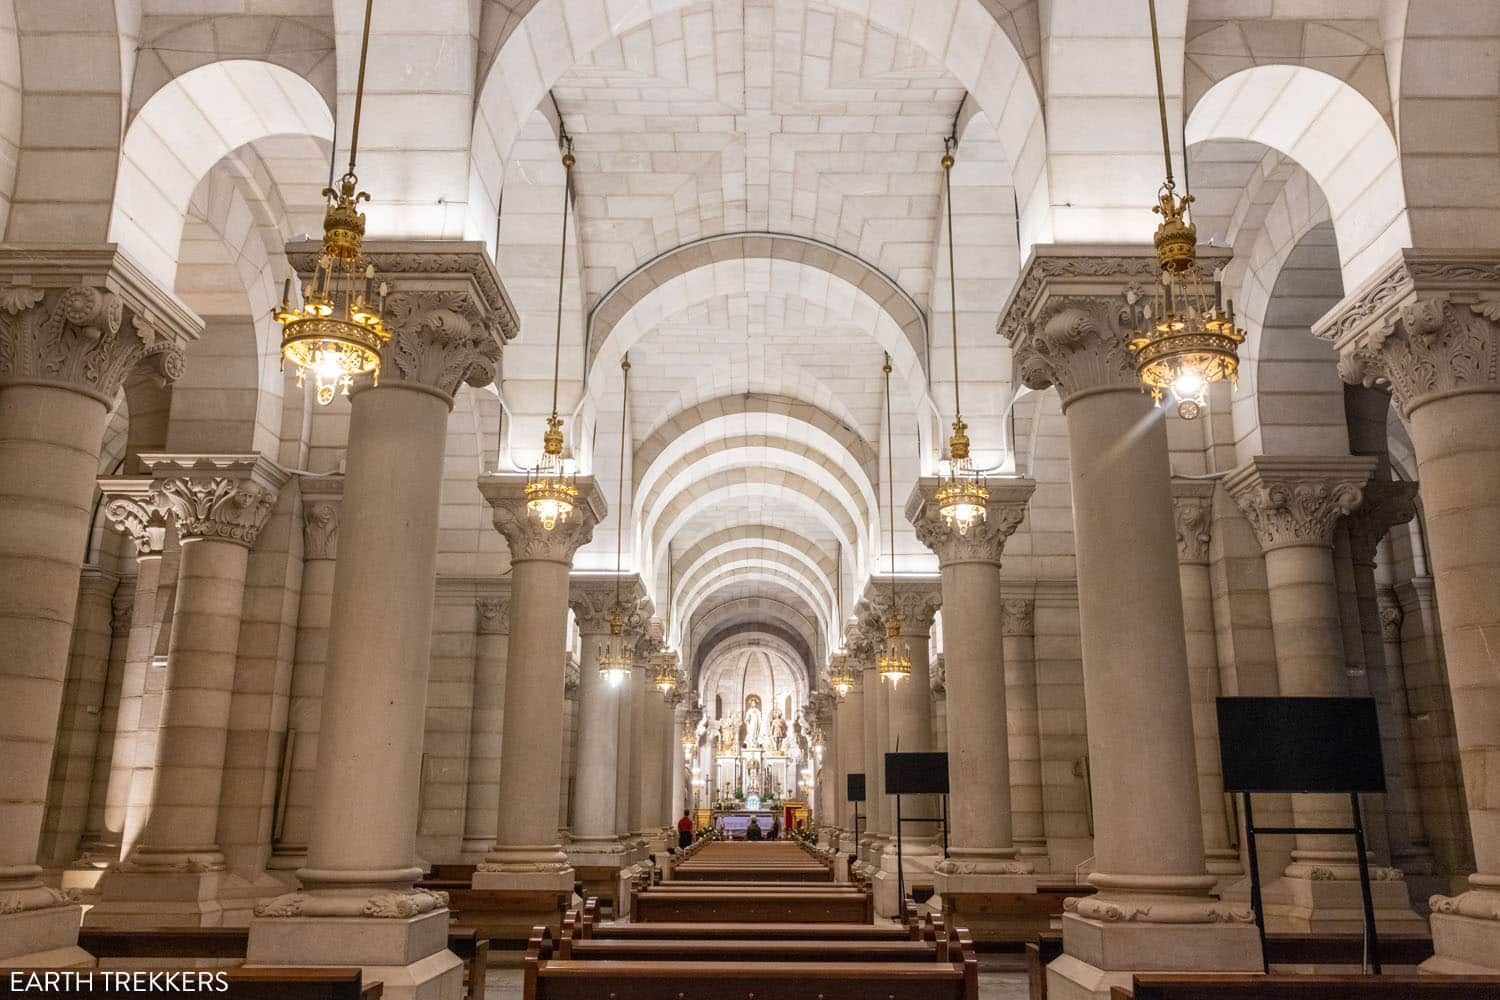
xmin=142 ymin=454 xmax=289 ymax=548
xmin=478 ymin=473 xmax=606 ymax=566
xmin=1311 ymin=250 xmax=1500 ymax=416
xmin=906 ymin=476 xmax=1037 ymax=568
xmin=1224 ymin=456 xmax=1375 ymax=552
xmin=1171 ymin=479 xmax=1218 ymax=565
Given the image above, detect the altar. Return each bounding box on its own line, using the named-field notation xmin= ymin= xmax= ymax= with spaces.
xmin=712 ymin=811 xmax=777 ymax=839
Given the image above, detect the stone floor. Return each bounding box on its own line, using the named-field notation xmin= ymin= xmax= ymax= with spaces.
xmin=482 ymin=950 xmax=1029 ymax=999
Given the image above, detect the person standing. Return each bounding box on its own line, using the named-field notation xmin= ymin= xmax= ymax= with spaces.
xmin=677 ymin=810 xmax=694 ymax=849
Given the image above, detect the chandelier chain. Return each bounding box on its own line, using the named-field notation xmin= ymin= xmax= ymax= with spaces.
xmin=347 ymin=0 xmax=375 ymax=177
xmin=1148 ymin=0 xmax=1173 ymax=191
xmin=614 ymin=355 xmax=630 ymax=611
xmin=550 ymin=141 xmax=574 ymax=421
xmin=943 ymin=139 xmax=962 ymax=425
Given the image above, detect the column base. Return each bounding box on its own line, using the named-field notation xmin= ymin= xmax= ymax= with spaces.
xmin=1422 ymin=886 xmax=1500 ymax=974
xmin=1258 ymin=869 xmax=1429 ymax=935
xmin=467 ymin=865 xmax=573 ymax=942
xmin=1046 ymin=909 xmax=1263 ymax=1000
xmin=0 ymin=891 xmax=91 ymax=966
xmin=1017 ymin=838 xmax=1051 ymax=873
xmin=567 ymin=841 xmax=629 ymax=914
xmin=872 ymin=840 xmax=942 ymax=917
xmin=88 ymin=869 xmax=229 ymax=928
xmin=933 ymin=861 xmax=1041 ymax=944
xmin=247 ymin=903 xmax=461 ymax=1000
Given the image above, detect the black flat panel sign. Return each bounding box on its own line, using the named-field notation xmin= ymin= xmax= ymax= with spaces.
xmin=1217 ymin=696 xmax=1385 ymax=794
xmin=884 ymin=752 xmax=949 ymax=795
xmin=847 ymin=773 xmax=866 ymax=802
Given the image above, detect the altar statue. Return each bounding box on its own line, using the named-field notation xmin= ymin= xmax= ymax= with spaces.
xmin=717 ymin=712 xmax=739 ymax=752
xmin=770 ymin=707 xmax=788 ymax=751
xmin=743 ymin=697 xmax=763 ymax=749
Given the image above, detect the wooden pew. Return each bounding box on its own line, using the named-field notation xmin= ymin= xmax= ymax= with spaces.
xmin=523 ymin=925 xmax=979 ymax=1000
xmin=1110 ymin=974 xmax=1500 ymax=999
xmin=568 ymin=896 xmax=937 ymax=943
xmin=631 ymin=879 xmax=874 ymax=923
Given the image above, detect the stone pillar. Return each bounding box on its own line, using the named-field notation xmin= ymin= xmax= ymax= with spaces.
xmin=470 ymin=474 xmax=603 ymax=927
xmin=1226 ymin=456 xmax=1421 ymax=932
xmin=1171 ymin=481 xmax=1244 ymax=886
xmin=0 ymin=251 xmax=195 ymax=964
xmin=248 ymin=242 xmax=512 ymax=999
xmin=269 ymin=479 xmax=342 ymax=878
xmin=460 ymin=592 xmax=510 ymax=858
xmin=855 ymin=644 xmax=885 ymax=868
xmin=1316 ymin=252 xmax=1500 ymax=971
xmin=837 ymin=669 xmax=866 ymax=853
xmin=999 ymin=248 xmax=1261 ymax=998
xmin=910 ymin=479 xmax=1038 ymax=917
xmin=40 ymin=567 xmax=120 ymax=869
xmin=614 ymin=656 xmax=637 ymax=856
xmin=1002 ymin=599 xmax=1048 ymax=869
xmin=90 ymin=456 xmax=285 ymax=926
xmin=72 ymin=579 xmax=135 ymax=884
xmin=566 ymin=581 xmax=631 ymax=867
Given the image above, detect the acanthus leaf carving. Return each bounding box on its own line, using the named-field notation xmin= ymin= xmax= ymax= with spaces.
xmin=0 ymin=282 xmax=161 ymax=404
xmin=1227 ymin=470 xmax=1367 ymax=552
xmin=154 ymin=476 xmax=279 ymax=547
xmin=381 ymin=291 xmax=502 ymax=400
xmin=476 ymin=595 xmax=511 ymax=635
xmin=103 ymin=493 xmax=170 ymax=556
xmin=1012 ymin=294 xmax=1140 ymax=404
xmin=1000 ymin=599 xmax=1034 ymax=637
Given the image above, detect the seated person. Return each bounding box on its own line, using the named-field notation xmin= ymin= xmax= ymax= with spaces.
xmin=746 ymin=817 xmax=764 ymax=841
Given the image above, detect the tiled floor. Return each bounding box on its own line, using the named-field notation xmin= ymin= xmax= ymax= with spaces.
xmin=481 ymin=951 xmax=1029 ymax=999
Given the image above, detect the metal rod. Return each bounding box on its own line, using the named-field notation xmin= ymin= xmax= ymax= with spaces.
xmin=346 ymin=0 xmax=375 ymax=176
xmin=1242 ymin=792 xmax=1269 ymax=974
xmin=549 ymin=144 xmax=573 ymax=420
xmin=613 ymin=356 xmax=630 ymax=610
xmin=1351 ymin=792 xmax=1382 ymax=975
xmin=1147 ymin=0 xmax=1174 ymax=188
xmin=942 ymin=144 xmax=962 ymax=427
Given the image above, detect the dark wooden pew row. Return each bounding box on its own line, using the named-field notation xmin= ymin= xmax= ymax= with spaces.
xmin=523 ymin=925 xmax=980 ymax=1000
xmin=0 ymin=968 xmax=380 ymax=999
xmin=1110 ymin=974 xmax=1500 ymax=999
xmin=633 ymin=886 xmax=874 ymax=923
xmin=69 ymin=926 xmax=487 ymax=1000
xmin=568 ymin=896 xmax=935 ymax=943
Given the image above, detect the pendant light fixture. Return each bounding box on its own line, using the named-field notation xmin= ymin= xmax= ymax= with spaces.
xmin=1126 ymin=0 xmax=1246 ymax=420
xmin=276 ymin=0 xmax=389 ymax=405
xmin=596 ymin=356 xmax=633 ymax=686
xmin=934 ymin=139 xmax=990 ymax=534
xmin=829 ymin=652 xmax=855 ymax=699
xmin=525 ymin=138 xmax=581 ymax=529
xmin=654 ymin=651 xmax=678 ymax=696
xmin=877 ymin=354 xmax=911 ymax=685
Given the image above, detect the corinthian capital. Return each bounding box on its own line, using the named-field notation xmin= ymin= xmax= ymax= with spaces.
xmin=478 ymin=473 xmax=605 ymax=566
xmin=1225 ymin=456 xmax=1375 ymax=552
xmin=144 ymin=454 xmax=288 ymax=548
xmin=99 ymin=477 xmax=170 ymax=556
xmin=300 ymin=476 xmax=343 ymax=561
xmin=1171 ymin=479 xmax=1216 ymax=565
xmin=0 ymin=246 xmax=201 ymax=404
xmin=1346 ymin=480 xmax=1419 ymax=567
xmin=569 ymin=575 xmax=645 ymax=635
xmin=907 ymin=477 xmax=1036 ymax=568
xmin=476 ymin=595 xmax=511 ymax=635
xmin=861 ymin=580 xmax=942 ymax=636
xmin=1000 ymin=598 xmax=1034 ymax=637
xmin=1312 ymin=250 xmax=1500 ymax=417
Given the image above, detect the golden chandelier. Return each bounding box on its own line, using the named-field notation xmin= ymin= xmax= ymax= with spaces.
xmin=935 ymin=141 xmax=989 ymax=534
xmin=878 ymin=354 xmax=911 ymax=686
xmin=1126 ymin=0 xmax=1245 ymax=420
xmin=829 ymin=653 xmax=855 ymax=698
xmin=681 ymin=722 xmax=698 ymax=759
xmin=276 ymin=0 xmax=388 ymax=406
xmin=526 ymin=140 xmax=581 ymax=530
xmin=597 ymin=605 xmax=632 ymax=686
xmin=654 ymin=653 xmax=678 ymax=696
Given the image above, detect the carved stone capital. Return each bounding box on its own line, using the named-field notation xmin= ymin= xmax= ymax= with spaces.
xmin=906 ymin=477 xmax=1036 ymax=568
xmin=1378 ymin=597 xmax=1404 ymax=644
xmin=1000 ymin=599 xmax=1035 ymax=637
xmin=1312 ymin=250 xmax=1500 ymax=417
xmin=1346 ymin=480 xmax=1419 ymax=567
xmin=929 ymin=655 xmax=946 ymax=695
xmin=111 ymin=582 xmax=135 ymax=637
xmin=1171 ymin=479 xmax=1217 ymax=565
xmin=1224 ymin=457 xmax=1375 ymax=552
xmin=478 ymin=473 xmax=605 ymax=566
xmin=99 ymin=477 xmax=169 ymax=556
xmin=476 ymin=595 xmax=511 ymax=635
xmin=0 ymin=246 xmax=201 ymax=405
xmin=564 ymin=658 xmax=581 ymax=694
xmin=860 ymin=580 xmax=942 ymax=636
xmin=143 ymin=454 xmax=288 ymax=548
xmin=300 ymin=477 xmax=343 ymax=561
xmin=569 ymin=575 xmax=646 ymax=635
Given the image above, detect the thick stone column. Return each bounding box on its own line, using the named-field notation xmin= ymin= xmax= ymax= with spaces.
xmin=248 ymin=242 xmax=512 ymax=999
xmin=1316 ymin=251 xmax=1500 ymax=971
xmin=854 ymin=640 xmax=885 ymax=868
xmin=632 ymin=625 xmax=667 ymax=853
xmin=1171 ymin=481 xmax=1244 ymax=887
xmin=999 ymin=248 xmax=1261 ymax=998
xmin=1226 ymin=456 xmax=1421 ymax=932
xmin=910 ymin=479 xmax=1038 ymax=918
xmin=40 ymin=567 xmax=120 ymax=869
xmin=0 ymin=251 xmax=195 ymax=964
xmin=836 ymin=667 xmax=865 ymax=852
xmin=91 ymin=456 xmax=285 ymax=926
xmin=1002 ymin=599 xmax=1048 ymax=869
xmin=72 ymin=579 xmax=135 ymax=883
xmin=566 ymin=581 xmax=631 ymax=867
xmin=460 ymin=592 xmax=510 ymax=858
xmin=471 ymin=475 xmax=602 ymax=924
xmin=269 ymin=479 xmax=342 ymax=878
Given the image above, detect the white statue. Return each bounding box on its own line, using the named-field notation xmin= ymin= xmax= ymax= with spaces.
xmin=743 ymin=697 xmax=763 ymax=749
xmin=770 ymin=707 xmax=788 ymax=751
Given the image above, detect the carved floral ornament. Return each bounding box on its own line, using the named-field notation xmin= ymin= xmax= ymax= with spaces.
xmin=379 ymin=291 xmax=503 ymax=401
xmin=1012 ymin=294 xmax=1141 ymax=404
xmin=476 ymin=595 xmax=511 ymax=634
xmin=103 ymin=493 xmax=170 ymax=556
xmin=0 ymin=283 xmax=185 ymax=404
xmin=1000 ymin=599 xmax=1034 ymax=637
xmin=489 ymin=494 xmax=597 ymax=564
xmin=153 ymin=476 xmax=279 ymax=547
xmin=1171 ymin=495 xmax=1213 ymax=564
xmin=1229 ymin=476 xmax=1365 ymax=552
xmin=913 ymin=499 xmax=1027 ymax=567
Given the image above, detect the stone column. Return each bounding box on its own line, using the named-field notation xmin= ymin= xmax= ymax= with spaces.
xmin=72 ymin=579 xmax=135 ymax=884
xmin=668 ymin=695 xmax=688 ymax=832
xmin=566 ymin=581 xmax=631 ymax=867
xmin=836 ymin=667 xmax=865 ymax=853
xmin=91 ymin=456 xmax=285 ymax=926
xmin=1002 ymin=599 xmax=1048 ymax=869
xmin=460 ymin=592 xmax=510 ymax=858
xmin=854 ymin=641 xmax=885 ymax=868
xmin=248 ymin=242 xmax=513 ymax=999
xmin=0 ymin=252 xmax=194 ymax=964
xmin=40 ymin=567 xmax=120 ymax=869
xmin=1317 ymin=252 xmax=1500 ymax=971
xmin=999 ymin=248 xmax=1261 ymax=997
xmin=910 ymin=479 xmax=1038 ymax=916
xmin=1171 ymin=481 xmax=1244 ymax=886
xmin=87 ymin=484 xmax=170 ymax=871
xmin=269 ymin=479 xmax=342 ymax=878
xmin=614 ymin=656 xmax=637 ymax=857
xmin=633 ymin=625 xmax=667 ymax=853
xmin=470 ymin=474 xmax=603 ymax=925
xmin=1226 ymin=456 xmax=1421 ymax=932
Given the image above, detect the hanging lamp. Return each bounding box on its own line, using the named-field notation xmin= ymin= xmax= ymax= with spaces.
xmin=1125 ymin=0 xmax=1246 ymax=420
xmin=654 ymin=652 xmax=678 ymax=696
xmin=276 ymin=0 xmax=389 ymax=405
xmin=934 ymin=139 xmax=990 ymax=534
xmin=829 ymin=653 xmax=855 ymax=699
xmin=596 ymin=356 xmax=633 ymax=685
xmin=877 ymin=354 xmax=911 ymax=685
xmin=525 ymin=138 xmax=581 ymax=529
xmin=681 ymin=721 xmax=698 ymax=760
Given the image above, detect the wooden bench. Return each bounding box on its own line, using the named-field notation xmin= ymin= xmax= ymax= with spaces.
xmin=631 ymin=885 xmax=874 ymax=923
xmin=0 ymin=968 xmax=381 ymax=999
xmin=1110 ymin=974 xmax=1500 ymax=999
xmin=569 ymin=896 xmax=935 ymax=943
xmin=524 ymin=925 xmax=979 ymax=1000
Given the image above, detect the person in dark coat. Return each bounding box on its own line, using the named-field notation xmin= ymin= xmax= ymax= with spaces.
xmin=746 ymin=817 xmax=764 ymax=841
